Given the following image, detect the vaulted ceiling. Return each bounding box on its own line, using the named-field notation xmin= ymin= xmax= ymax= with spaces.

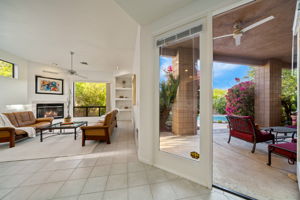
xmin=114 ymin=0 xmax=195 ymax=25
xmin=0 ymin=0 xmax=139 ymax=72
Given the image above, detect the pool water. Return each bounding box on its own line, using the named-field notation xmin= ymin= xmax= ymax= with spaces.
xmin=213 ymin=115 xmax=227 ymax=122
xmin=197 ymin=115 xmax=227 ymax=122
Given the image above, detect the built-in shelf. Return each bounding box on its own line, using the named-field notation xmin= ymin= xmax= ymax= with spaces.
xmin=115 ymin=74 xmax=133 ymax=121
xmin=115 ymin=98 xmax=132 ymax=101
xmin=116 ymin=88 xmax=132 ymax=90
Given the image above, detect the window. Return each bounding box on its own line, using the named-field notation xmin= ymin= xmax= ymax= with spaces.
xmin=0 ymin=59 xmax=14 ymax=78
xmin=73 ymin=82 xmax=107 ymax=117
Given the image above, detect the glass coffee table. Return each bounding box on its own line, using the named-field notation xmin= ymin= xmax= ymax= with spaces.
xmin=40 ymin=121 xmax=88 ymax=142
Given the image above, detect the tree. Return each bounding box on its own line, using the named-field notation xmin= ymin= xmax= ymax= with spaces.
xmin=213 ymin=89 xmax=227 ymax=114
xmin=281 ymin=69 xmax=297 ymax=123
xmin=0 ymin=60 xmax=13 ymax=78
xmin=225 ymin=81 xmax=255 ymax=117
xmin=245 ymin=66 xmax=255 ymax=80
xmin=74 ymin=82 xmax=106 ymax=106
xmin=160 ymin=72 xmax=180 ymax=131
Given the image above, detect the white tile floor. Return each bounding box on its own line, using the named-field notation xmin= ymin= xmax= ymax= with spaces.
xmin=0 ymin=122 xmax=242 ymax=200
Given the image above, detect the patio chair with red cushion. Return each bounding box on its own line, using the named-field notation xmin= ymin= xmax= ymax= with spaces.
xmin=267 ymin=139 xmax=297 ymax=166
xmin=226 ymin=115 xmax=275 ymax=153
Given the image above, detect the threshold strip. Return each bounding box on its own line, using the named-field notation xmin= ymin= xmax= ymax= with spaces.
xmin=212 ymin=184 xmax=257 ymax=200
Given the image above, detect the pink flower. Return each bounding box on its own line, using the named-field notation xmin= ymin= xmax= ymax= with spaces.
xmin=240 ymin=86 xmax=246 ymax=91
xmin=235 ymin=77 xmax=240 ymax=82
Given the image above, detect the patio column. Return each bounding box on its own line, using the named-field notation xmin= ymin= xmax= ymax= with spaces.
xmin=254 ymin=59 xmax=283 ymax=127
xmin=172 ymin=47 xmax=199 ymax=135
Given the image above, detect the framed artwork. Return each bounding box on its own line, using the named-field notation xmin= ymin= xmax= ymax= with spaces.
xmin=35 ymin=76 xmax=64 ymax=95
xmin=132 ymin=74 xmax=136 ymax=105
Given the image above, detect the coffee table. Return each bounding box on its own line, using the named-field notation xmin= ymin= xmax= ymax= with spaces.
xmin=40 ymin=121 xmax=88 ymax=142
xmin=263 ymin=126 xmax=297 ymax=143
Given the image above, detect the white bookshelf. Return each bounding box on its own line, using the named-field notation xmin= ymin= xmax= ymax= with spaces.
xmin=114 ymin=74 xmax=133 ymax=121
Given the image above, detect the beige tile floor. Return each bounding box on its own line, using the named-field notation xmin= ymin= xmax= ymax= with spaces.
xmin=160 ymin=123 xmax=300 ymax=200
xmin=0 ymin=122 xmax=242 ymax=200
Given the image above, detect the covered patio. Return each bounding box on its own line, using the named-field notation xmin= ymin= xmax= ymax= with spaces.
xmin=160 ymin=0 xmax=298 ymax=199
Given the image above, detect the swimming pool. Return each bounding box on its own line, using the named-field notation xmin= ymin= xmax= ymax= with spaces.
xmin=213 ymin=115 xmax=227 ymax=122
xmin=197 ymin=115 xmax=227 ymax=122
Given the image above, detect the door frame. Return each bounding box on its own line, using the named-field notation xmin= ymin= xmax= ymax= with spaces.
xmin=151 ymin=0 xmax=257 ymax=189
xmin=153 ymin=17 xmax=213 ymax=187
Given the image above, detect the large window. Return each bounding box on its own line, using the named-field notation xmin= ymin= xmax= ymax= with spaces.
xmin=73 ymin=82 xmax=107 ymax=117
xmin=0 ymin=59 xmax=14 ymax=78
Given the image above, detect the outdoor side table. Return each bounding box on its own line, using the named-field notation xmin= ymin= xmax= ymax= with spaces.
xmin=263 ymin=126 xmax=297 ymax=143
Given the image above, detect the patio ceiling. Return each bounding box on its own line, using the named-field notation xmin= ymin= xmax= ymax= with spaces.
xmin=163 ymin=0 xmax=296 ymax=67
xmin=213 ymin=0 xmax=296 ymax=66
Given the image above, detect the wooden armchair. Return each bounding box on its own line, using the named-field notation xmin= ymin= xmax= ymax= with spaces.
xmin=81 ymin=110 xmax=118 ymax=146
xmin=0 ymin=127 xmax=15 ymax=148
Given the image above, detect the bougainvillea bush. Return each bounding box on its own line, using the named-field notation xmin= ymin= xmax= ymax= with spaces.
xmin=225 ymin=81 xmax=255 ymax=117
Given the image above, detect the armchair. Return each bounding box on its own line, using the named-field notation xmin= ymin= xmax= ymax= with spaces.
xmin=0 ymin=127 xmax=15 ymax=148
xmin=81 ymin=110 xmax=118 ymax=146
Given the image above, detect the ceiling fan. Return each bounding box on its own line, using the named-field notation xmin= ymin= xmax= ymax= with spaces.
xmin=213 ymin=16 xmax=275 ymax=46
xmin=43 ymin=51 xmax=87 ymax=79
xmin=65 ymin=51 xmax=87 ymax=79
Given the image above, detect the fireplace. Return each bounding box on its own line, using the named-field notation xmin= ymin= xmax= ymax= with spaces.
xmin=36 ymin=103 xmax=64 ymax=119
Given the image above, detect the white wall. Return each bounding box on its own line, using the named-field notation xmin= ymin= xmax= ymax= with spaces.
xmin=0 ymin=49 xmax=115 ymax=124
xmin=132 ymin=25 xmax=141 ymax=147
xmin=27 ymin=62 xmax=114 ymax=123
xmin=0 ymin=49 xmax=28 ymax=112
xmin=137 ymin=0 xmax=248 ymax=187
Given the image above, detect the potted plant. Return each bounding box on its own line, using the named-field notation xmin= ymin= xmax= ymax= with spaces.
xmin=122 ymin=80 xmax=126 ymax=88
xmin=64 ymin=89 xmax=72 ymax=123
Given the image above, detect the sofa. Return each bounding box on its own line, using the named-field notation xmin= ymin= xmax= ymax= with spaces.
xmin=0 ymin=111 xmax=53 ymax=148
xmin=226 ymin=115 xmax=275 ymax=153
xmin=81 ymin=110 xmax=118 ymax=146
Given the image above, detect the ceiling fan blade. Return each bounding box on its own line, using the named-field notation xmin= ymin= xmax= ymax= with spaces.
xmin=42 ymin=70 xmax=59 ymax=75
xmin=241 ymin=16 xmax=275 ymax=33
xmin=213 ymin=34 xmax=234 ymax=40
xmin=75 ymin=74 xmax=88 ymax=79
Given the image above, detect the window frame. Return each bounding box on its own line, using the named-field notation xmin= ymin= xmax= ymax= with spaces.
xmin=0 ymin=59 xmax=15 ymax=78
xmin=73 ymin=81 xmax=107 ymax=117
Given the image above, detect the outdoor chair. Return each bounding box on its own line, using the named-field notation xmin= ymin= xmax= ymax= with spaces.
xmin=267 ymin=139 xmax=297 ymax=166
xmin=226 ymin=115 xmax=275 ymax=153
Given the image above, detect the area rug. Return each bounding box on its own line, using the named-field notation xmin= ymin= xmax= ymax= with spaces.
xmin=0 ymin=131 xmax=99 ymax=162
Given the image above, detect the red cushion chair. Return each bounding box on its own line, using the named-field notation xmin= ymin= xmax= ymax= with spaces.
xmin=267 ymin=139 xmax=297 ymax=166
xmin=226 ymin=115 xmax=275 ymax=153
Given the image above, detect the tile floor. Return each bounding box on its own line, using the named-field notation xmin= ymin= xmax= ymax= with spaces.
xmin=160 ymin=123 xmax=300 ymax=200
xmin=0 ymin=122 xmax=242 ymax=200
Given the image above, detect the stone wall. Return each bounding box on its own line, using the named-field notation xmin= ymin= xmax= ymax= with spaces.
xmin=254 ymin=59 xmax=283 ymax=127
xmin=172 ymin=47 xmax=199 ymax=135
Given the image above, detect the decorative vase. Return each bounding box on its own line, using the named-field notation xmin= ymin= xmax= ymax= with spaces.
xmin=64 ymin=116 xmax=72 ymax=123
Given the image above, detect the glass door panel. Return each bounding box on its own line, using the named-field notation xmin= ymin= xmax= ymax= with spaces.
xmin=159 ymin=35 xmax=200 ymax=160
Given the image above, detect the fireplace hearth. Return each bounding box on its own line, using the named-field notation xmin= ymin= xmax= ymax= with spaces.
xmin=36 ymin=103 xmax=64 ymax=119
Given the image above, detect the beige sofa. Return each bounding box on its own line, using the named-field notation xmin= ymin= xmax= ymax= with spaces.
xmin=0 ymin=111 xmax=53 ymax=147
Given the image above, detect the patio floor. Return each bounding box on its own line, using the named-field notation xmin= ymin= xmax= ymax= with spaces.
xmin=160 ymin=124 xmax=300 ymax=200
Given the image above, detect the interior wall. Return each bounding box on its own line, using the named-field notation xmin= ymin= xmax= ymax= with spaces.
xmin=0 ymin=49 xmax=115 ymax=124
xmin=27 ymin=62 xmax=114 ymax=123
xmin=0 ymin=49 xmax=28 ymax=112
xmin=138 ymin=0 xmax=246 ymax=187
xmin=132 ymin=25 xmax=141 ymax=148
